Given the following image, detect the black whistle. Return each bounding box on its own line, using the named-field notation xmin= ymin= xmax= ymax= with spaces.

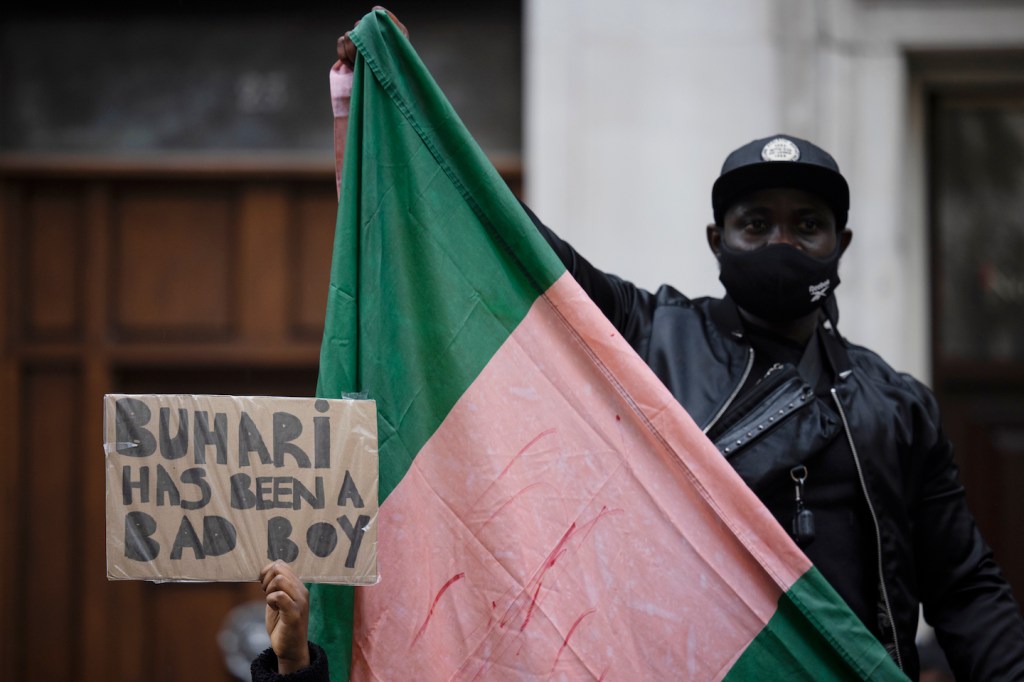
xmin=790 ymin=465 xmax=816 ymax=547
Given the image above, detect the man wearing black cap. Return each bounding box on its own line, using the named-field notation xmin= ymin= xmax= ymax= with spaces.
xmin=529 ymin=133 xmax=1024 ymax=679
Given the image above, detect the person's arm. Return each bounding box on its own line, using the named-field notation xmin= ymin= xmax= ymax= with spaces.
xmin=908 ymin=384 xmax=1024 ymax=679
xmin=520 ymin=202 xmax=661 ymax=352
xmin=334 ymin=8 xmax=409 ymax=198
xmin=329 ymin=59 xmax=352 ymax=200
xmin=251 ymin=561 xmax=329 ymax=682
xmin=262 ymin=560 xmax=310 ymax=672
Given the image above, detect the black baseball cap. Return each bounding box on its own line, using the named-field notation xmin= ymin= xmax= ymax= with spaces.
xmin=711 ymin=134 xmax=849 ymax=228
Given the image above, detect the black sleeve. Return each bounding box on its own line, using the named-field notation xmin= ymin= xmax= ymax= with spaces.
xmin=251 ymin=642 xmax=329 ymax=682
xmin=909 ymin=384 xmax=1024 ymax=680
xmin=520 ymin=202 xmax=659 ymax=351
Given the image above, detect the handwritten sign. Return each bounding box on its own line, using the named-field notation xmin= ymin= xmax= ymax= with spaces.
xmin=104 ymin=394 xmax=378 ymax=584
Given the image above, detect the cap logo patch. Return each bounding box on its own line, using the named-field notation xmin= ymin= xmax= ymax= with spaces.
xmin=761 ymin=138 xmax=801 ymax=162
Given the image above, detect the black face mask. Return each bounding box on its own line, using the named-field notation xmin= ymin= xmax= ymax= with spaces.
xmin=717 ymin=241 xmax=841 ymax=323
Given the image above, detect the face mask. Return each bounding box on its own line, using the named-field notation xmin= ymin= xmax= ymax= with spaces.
xmin=717 ymin=241 xmax=841 ymax=323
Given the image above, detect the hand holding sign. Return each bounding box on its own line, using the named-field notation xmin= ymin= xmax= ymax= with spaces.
xmin=261 ymin=560 xmax=310 ymax=674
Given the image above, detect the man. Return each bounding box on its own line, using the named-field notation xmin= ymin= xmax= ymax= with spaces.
xmin=259 ymin=17 xmax=1024 ymax=681
xmin=528 ymin=133 xmax=1024 ymax=679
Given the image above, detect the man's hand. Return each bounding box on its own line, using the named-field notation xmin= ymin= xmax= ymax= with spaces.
xmin=260 ymin=560 xmax=310 ymax=674
xmin=337 ymin=6 xmax=409 ymax=68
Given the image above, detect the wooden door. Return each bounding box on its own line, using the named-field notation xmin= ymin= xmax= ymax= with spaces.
xmin=0 ymin=165 xmax=336 ymax=682
xmin=929 ymin=87 xmax=1024 ymax=607
xmin=1 ymin=6 xmax=523 ymax=679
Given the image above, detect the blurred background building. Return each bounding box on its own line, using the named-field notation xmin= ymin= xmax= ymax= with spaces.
xmin=1 ymin=1 xmax=1022 ymax=680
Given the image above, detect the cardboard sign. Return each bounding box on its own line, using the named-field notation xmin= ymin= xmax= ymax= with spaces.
xmin=104 ymin=394 xmax=378 ymax=584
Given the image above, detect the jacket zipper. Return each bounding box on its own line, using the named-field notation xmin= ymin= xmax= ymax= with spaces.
xmin=830 ymin=387 xmax=904 ymax=671
xmin=702 ymin=347 xmax=755 ymax=435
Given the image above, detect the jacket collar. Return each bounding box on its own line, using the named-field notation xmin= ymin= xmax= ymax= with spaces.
xmin=709 ymin=296 xmax=852 ymax=380
xmin=709 ymin=295 xmax=745 ymax=339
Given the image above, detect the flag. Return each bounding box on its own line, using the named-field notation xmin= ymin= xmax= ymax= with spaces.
xmin=310 ymin=10 xmax=904 ymax=681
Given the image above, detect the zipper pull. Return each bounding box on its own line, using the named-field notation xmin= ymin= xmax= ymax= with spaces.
xmin=790 ymin=465 xmax=815 ymax=548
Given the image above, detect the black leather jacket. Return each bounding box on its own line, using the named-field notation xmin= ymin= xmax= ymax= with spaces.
xmin=532 ymin=211 xmax=1024 ymax=680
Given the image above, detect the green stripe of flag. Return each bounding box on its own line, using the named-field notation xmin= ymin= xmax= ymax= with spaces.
xmin=726 ymin=568 xmax=902 ymax=680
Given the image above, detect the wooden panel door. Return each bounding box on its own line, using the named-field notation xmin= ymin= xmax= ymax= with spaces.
xmin=1 ymin=167 xmax=336 ymax=682
xmin=930 ymin=88 xmax=1024 ymax=608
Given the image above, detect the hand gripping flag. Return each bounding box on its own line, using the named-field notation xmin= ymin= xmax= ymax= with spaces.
xmin=309 ymin=10 xmax=905 ymax=681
